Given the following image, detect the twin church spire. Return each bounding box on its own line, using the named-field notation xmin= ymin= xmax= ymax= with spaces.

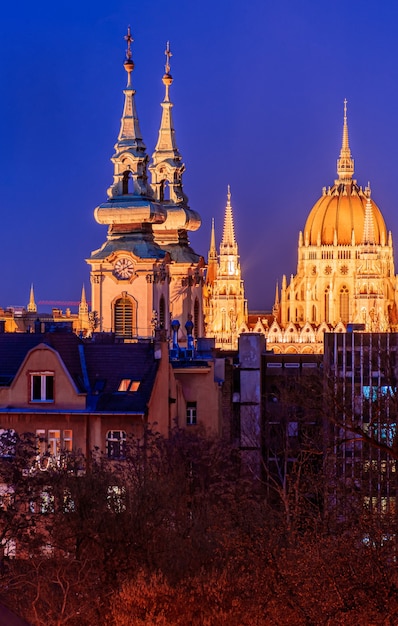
xmin=106 ymin=27 xmax=187 ymax=205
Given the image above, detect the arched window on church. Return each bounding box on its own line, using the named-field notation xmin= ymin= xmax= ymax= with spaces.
xmin=339 ymin=286 xmax=349 ymax=324
xmin=159 ymin=295 xmax=166 ymax=329
xmin=114 ymin=296 xmax=136 ymax=338
xmin=160 ymin=180 xmax=170 ymax=202
xmin=122 ymin=170 xmax=132 ymax=195
xmin=194 ymin=298 xmax=200 ymax=338
xmin=324 ymin=287 xmax=330 ymax=324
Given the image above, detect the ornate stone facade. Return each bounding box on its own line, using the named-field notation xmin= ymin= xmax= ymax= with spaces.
xmin=242 ymin=102 xmax=398 ymax=354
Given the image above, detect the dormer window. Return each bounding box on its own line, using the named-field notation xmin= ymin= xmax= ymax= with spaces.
xmin=31 ymin=373 xmax=54 ymax=403
xmin=118 ymin=379 xmax=140 ymax=392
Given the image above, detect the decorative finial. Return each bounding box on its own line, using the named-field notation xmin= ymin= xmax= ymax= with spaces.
xmin=162 ymin=41 xmax=173 ymax=99
xmin=344 ymin=98 xmax=347 ymax=122
xmin=227 ymin=184 xmax=231 ymax=204
xmin=123 ymin=26 xmax=135 ymax=87
xmin=125 ymin=26 xmax=133 ymax=61
xmin=165 ymin=41 xmax=172 ymax=75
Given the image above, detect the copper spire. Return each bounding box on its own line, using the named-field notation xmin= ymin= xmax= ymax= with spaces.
xmin=337 ymin=99 xmax=354 ymax=180
xmin=151 ymin=41 xmax=183 ymax=198
xmin=116 ymin=26 xmax=146 ymax=153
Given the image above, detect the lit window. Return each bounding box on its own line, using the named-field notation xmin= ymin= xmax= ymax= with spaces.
xmin=106 ymin=431 xmax=126 ymax=459
xmin=0 ymin=484 xmax=14 ymax=510
xmin=118 ymin=379 xmax=140 ymax=392
xmin=63 ymin=430 xmax=73 ymax=452
xmin=36 ymin=429 xmax=73 ymax=469
xmin=31 ymin=373 xmax=54 ymax=402
xmin=107 ymin=485 xmax=126 ymax=513
xmin=40 ymin=488 xmax=54 ymax=514
xmin=48 ymin=430 xmax=60 ymax=456
xmin=186 ymin=402 xmax=197 ymax=426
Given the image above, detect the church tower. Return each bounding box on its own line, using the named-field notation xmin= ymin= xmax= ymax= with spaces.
xmin=87 ymin=29 xmax=205 ymax=340
xmin=27 ymin=284 xmax=37 ymax=313
xmin=204 ymin=187 xmax=247 ymax=349
xmin=273 ymin=101 xmax=398 ymax=352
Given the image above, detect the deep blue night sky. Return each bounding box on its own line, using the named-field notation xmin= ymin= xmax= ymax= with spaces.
xmin=1 ymin=0 xmax=398 ymax=311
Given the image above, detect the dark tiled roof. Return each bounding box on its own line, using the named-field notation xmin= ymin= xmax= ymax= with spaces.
xmin=0 ymin=334 xmax=159 ymax=414
xmin=0 ymin=333 xmax=85 ymax=392
xmin=82 ymin=341 xmax=158 ymax=413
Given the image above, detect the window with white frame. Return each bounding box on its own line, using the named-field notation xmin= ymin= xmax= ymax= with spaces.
xmin=106 ymin=431 xmax=126 ymax=459
xmin=186 ymin=402 xmax=197 ymax=426
xmin=31 ymin=372 xmax=54 ymax=402
xmin=36 ymin=429 xmax=73 ymax=467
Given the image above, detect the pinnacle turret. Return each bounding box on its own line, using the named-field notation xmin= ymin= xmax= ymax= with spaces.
xmin=362 ymin=183 xmax=376 ymax=245
xmin=337 ymin=99 xmax=354 ymax=181
xmin=209 ymin=218 xmax=217 ymax=260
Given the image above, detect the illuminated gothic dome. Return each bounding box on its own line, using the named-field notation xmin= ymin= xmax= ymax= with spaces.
xmin=304 ymin=100 xmax=387 ymax=246
xmin=304 ymin=183 xmax=387 ymax=246
xmin=271 ymin=100 xmax=398 ymax=350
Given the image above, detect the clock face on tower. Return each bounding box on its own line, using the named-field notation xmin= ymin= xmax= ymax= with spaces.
xmin=114 ymin=257 xmax=134 ymax=280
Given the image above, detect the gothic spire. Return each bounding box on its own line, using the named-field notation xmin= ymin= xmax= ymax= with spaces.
xmin=209 ymin=217 xmax=217 ymax=261
xmin=221 ymin=185 xmax=237 ymax=248
xmin=206 ymin=218 xmax=218 ymax=286
xmin=27 ymin=284 xmax=37 ymax=313
xmin=79 ymin=284 xmax=88 ymax=315
xmin=337 ymin=99 xmax=354 ymax=181
xmin=362 ymin=183 xmax=376 ymax=245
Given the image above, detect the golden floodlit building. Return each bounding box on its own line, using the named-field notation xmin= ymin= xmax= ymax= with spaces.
xmin=252 ymin=101 xmax=398 ymax=354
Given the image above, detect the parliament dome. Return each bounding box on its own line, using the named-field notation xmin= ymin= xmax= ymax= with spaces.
xmin=303 ymin=100 xmax=388 ymax=247
xmin=304 ymin=182 xmax=387 ymax=246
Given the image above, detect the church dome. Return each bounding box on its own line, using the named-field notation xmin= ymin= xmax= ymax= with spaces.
xmin=304 ymin=182 xmax=387 ymax=246
xmin=303 ymin=100 xmax=388 ymax=247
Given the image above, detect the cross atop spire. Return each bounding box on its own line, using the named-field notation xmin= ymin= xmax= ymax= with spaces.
xmin=221 ymin=185 xmax=236 ymax=248
xmin=337 ymin=99 xmax=354 ymax=180
xmin=125 ymin=26 xmax=133 ymax=60
xmin=165 ymin=41 xmax=172 ymax=75
xmin=150 ymin=41 xmax=187 ymax=205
